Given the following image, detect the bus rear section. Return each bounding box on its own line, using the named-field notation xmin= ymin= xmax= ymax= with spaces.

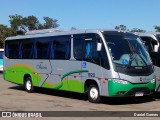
xmin=0 ymin=49 xmax=4 ymax=71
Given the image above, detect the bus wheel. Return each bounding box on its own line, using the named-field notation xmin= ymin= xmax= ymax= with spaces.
xmin=88 ymin=85 xmax=101 ymax=103
xmin=24 ymin=77 xmax=34 ymax=93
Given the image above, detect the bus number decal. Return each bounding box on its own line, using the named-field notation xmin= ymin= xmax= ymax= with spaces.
xmin=88 ymin=73 xmax=95 ymax=77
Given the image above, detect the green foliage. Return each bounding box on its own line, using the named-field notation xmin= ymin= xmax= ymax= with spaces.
xmin=115 ymin=25 xmax=128 ymax=31
xmin=43 ymin=17 xmax=59 ymax=29
xmin=9 ymin=14 xmax=23 ymax=31
xmin=0 ymin=24 xmax=16 ymax=48
xmin=0 ymin=14 xmax=60 ymax=48
xmin=155 ymin=26 xmax=160 ymax=32
xmin=130 ymin=28 xmax=146 ymax=33
xmin=115 ymin=25 xmax=147 ymax=33
xmin=23 ymin=15 xmax=40 ymax=31
xmin=9 ymin=14 xmax=60 ymax=32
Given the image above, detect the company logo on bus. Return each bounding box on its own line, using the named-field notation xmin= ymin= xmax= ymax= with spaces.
xmin=36 ymin=62 xmax=47 ymax=70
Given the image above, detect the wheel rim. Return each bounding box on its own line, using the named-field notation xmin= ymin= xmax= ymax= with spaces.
xmin=26 ymin=80 xmax=31 ymax=90
xmin=90 ymin=87 xmax=98 ymax=100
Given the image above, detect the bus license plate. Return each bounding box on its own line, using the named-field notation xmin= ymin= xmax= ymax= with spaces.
xmin=135 ymin=92 xmax=144 ymax=97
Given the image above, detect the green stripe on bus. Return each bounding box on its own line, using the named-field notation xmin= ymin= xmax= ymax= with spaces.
xmin=53 ymin=70 xmax=89 ymax=90
xmin=61 ymin=70 xmax=89 ymax=80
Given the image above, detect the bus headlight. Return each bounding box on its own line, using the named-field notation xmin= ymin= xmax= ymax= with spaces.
xmin=113 ymin=79 xmax=129 ymax=84
xmin=150 ymin=79 xmax=155 ymax=83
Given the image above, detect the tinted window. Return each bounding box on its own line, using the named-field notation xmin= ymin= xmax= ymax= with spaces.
xmin=51 ymin=36 xmax=71 ymax=60
xmin=0 ymin=51 xmax=4 ymax=59
xmin=22 ymin=39 xmax=33 ymax=59
xmin=35 ymin=37 xmax=50 ymax=59
xmin=5 ymin=40 xmax=19 ymax=59
xmin=84 ymin=33 xmax=110 ymax=69
xmin=106 ymin=35 xmax=131 ymax=60
xmin=84 ymin=34 xmax=99 ymax=60
xmin=73 ymin=35 xmax=85 ymax=60
xmin=140 ymin=36 xmax=152 ymax=43
xmin=156 ymin=36 xmax=160 ymax=42
xmin=140 ymin=36 xmax=155 ymax=57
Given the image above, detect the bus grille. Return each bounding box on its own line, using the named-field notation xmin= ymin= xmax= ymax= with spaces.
xmin=125 ymin=87 xmax=151 ymax=96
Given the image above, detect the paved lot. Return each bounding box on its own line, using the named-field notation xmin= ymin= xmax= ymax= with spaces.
xmin=0 ymin=73 xmax=160 ymax=119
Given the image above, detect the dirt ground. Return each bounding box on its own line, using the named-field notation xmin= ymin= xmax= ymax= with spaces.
xmin=0 ymin=73 xmax=160 ymax=120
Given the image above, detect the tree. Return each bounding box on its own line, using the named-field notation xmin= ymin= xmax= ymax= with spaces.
xmin=115 ymin=25 xmax=129 ymax=31
xmin=9 ymin=14 xmax=24 ymax=31
xmin=0 ymin=24 xmax=15 ymax=48
xmin=130 ymin=28 xmax=146 ymax=33
xmin=43 ymin=17 xmax=59 ymax=29
xmin=155 ymin=26 xmax=160 ymax=32
xmin=23 ymin=15 xmax=40 ymax=31
xmin=9 ymin=14 xmax=60 ymax=32
xmin=0 ymin=14 xmax=60 ymax=48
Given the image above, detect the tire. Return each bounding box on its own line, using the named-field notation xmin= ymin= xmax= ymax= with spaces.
xmin=88 ymin=85 xmax=101 ymax=103
xmin=24 ymin=77 xmax=34 ymax=93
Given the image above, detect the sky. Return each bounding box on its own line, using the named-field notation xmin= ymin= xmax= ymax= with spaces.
xmin=0 ymin=0 xmax=160 ymax=31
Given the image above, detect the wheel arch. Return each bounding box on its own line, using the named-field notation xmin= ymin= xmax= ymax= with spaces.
xmin=23 ymin=74 xmax=32 ymax=84
xmin=84 ymin=79 xmax=101 ymax=95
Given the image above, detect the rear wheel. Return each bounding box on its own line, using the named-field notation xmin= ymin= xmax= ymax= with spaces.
xmin=88 ymin=85 xmax=101 ymax=103
xmin=24 ymin=77 xmax=34 ymax=93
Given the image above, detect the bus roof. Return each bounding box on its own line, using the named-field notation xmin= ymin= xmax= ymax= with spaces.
xmin=135 ymin=32 xmax=160 ymax=36
xmin=5 ymin=29 xmax=119 ymax=40
xmin=135 ymin=32 xmax=160 ymax=41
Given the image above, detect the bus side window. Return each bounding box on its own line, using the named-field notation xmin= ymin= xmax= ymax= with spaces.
xmin=5 ymin=42 xmax=9 ymax=58
xmin=51 ymin=36 xmax=71 ymax=60
xmin=22 ymin=39 xmax=33 ymax=59
xmin=73 ymin=35 xmax=85 ymax=60
xmin=35 ymin=37 xmax=50 ymax=59
xmin=84 ymin=34 xmax=99 ymax=61
xmin=140 ymin=37 xmax=154 ymax=55
xmin=84 ymin=33 xmax=110 ymax=69
xmin=5 ymin=40 xmax=19 ymax=59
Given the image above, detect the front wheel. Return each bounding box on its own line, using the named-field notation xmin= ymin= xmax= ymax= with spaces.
xmin=88 ymin=85 xmax=101 ymax=103
xmin=24 ymin=77 xmax=34 ymax=93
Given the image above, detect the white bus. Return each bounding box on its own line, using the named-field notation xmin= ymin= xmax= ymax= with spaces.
xmin=138 ymin=32 xmax=160 ymax=92
xmin=0 ymin=48 xmax=4 ymax=71
xmin=4 ymin=29 xmax=156 ymax=103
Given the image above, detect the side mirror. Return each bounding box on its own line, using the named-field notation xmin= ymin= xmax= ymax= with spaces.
xmin=153 ymin=45 xmax=159 ymax=52
xmin=97 ymin=43 xmax=102 ymax=51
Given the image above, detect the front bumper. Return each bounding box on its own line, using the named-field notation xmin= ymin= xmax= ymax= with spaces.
xmin=108 ymin=79 xmax=155 ymax=97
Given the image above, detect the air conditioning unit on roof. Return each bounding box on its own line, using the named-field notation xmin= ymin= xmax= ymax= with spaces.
xmin=25 ymin=28 xmax=63 ymax=35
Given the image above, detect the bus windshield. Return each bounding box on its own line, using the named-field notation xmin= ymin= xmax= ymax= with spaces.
xmin=103 ymin=32 xmax=152 ymax=67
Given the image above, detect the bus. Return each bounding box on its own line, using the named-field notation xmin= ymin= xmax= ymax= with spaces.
xmin=0 ymin=48 xmax=4 ymax=71
xmin=3 ymin=29 xmax=156 ymax=103
xmin=138 ymin=32 xmax=160 ymax=92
